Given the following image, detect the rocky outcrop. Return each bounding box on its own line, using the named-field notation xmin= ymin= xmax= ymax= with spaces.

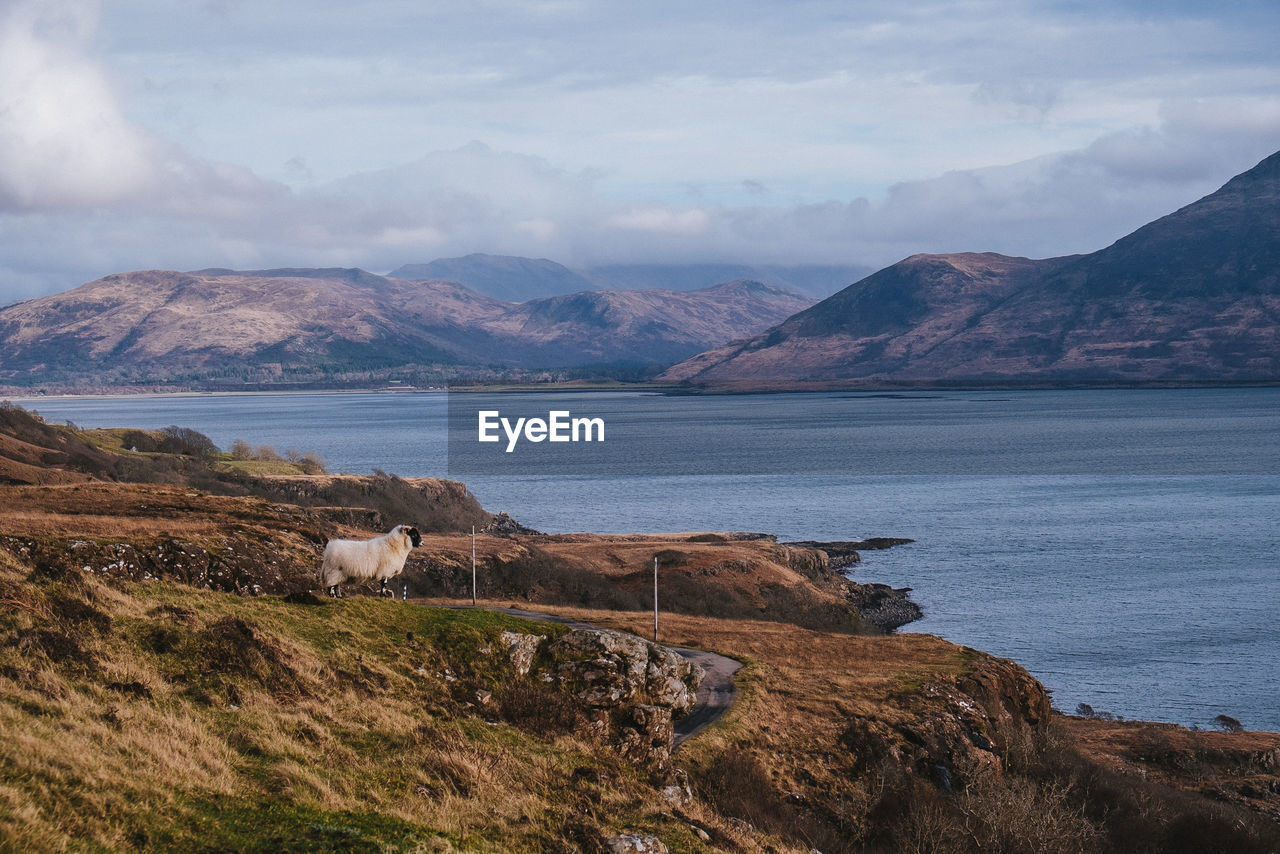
xmin=778 ymin=539 xmax=923 ymax=631
xmin=784 ymin=537 xmax=916 ymax=569
xmin=844 ymin=582 xmax=923 ymax=633
xmin=499 ymin=630 xmax=544 ymax=676
xmin=548 ymin=628 xmax=703 ymax=715
xmin=498 ymin=627 xmax=704 ymax=771
xmin=604 ymin=834 xmax=669 ymax=854
xmin=616 ymin=705 xmax=675 ymax=768
xmin=842 ymin=649 xmax=1052 ymax=790
xmin=482 ymin=511 xmax=541 ymax=535
xmin=0 ymin=531 xmax=323 ymax=597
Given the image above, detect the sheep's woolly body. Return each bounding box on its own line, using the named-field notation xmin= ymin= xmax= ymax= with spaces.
xmin=321 ymin=524 xmax=421 ymax=593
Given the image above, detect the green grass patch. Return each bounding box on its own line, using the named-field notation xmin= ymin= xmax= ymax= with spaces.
xmin=218 ymin=459 xmax=311 ymax=476
xmin=139 ymin=796 xmax=445 ymax=853
xmin=0 ymin=567 xmax=660 ymax=853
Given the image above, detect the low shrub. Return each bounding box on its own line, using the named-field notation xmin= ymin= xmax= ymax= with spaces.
xmin=495 ymin=680 xmax=585 ymax=736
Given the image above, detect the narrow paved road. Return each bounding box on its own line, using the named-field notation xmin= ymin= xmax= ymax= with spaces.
xmin=665 ymin=645 xmax=742 ymax=746
xmin=428 ymin=603 xmax=741 ymax=747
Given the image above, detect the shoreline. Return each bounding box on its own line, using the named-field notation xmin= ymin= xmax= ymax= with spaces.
xmin=7 ymin=378 xmax=1280 ymax=400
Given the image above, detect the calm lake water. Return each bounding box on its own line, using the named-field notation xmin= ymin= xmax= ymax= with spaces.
xmin=14 ymin=389 xmax=1280 ymax=731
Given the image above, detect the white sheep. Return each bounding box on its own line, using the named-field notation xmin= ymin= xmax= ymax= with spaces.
xmin=320 ymin=524 xmax=422 ymax=597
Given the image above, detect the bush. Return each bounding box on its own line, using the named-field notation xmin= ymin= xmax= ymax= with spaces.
xmin=699 ymin=748 xmax=784 ymax=830
xmin=158 ymin=426 xmax=219 ymax=459
xmin=1215 ymin=714 xmax=1244 ymax=733
xmin=121 ymin=429 xmax=161 ymax=453
xmin=495 ymin=680 xmax=584 ymax=735
xmin=285 ymin=448 xmax=327 ymax=474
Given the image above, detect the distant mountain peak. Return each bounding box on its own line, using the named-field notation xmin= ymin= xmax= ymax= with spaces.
xmin=662 ymin=150 xmax=1280 ymax=387
xmin=677 ymin=278 xmax=784 ymax=296
xmin=387 ymin=257 xmax=872 ymax=301
xmin=387 ymin=255 xmax=597 ymax=303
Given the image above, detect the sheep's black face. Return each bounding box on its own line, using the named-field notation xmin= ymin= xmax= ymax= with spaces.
xmin=405 ymin=526 xmax=422 ymax=548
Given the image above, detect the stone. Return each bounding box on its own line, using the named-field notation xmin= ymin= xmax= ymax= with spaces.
xmin=616 ymin=704 xmax=675 ymax=770
xmin=662 ymin=768 xmax=694 ymax=807
xmin=545 ymin=627 xmax=706 ymax=770
xmin=499 ymin=630 xmax=545 ymax=676
xmin=645 ymin=648 xmax=703 ymax=714
xmin=551 ymin=628 xmax=649 ymax=685
xmin=549 ymin=628 xmax=703 ymax=711
xmin=661 ymin=785 xmax=691 ymax=807
xmin=482 ymin=511 xmax=542 ymax=535
xmin=568 ymin=656 xmax=637 ymax=706
xmin=604 ymin=834 xmax=669 ymax=854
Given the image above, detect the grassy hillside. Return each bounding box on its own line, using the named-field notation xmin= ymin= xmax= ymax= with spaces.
xmin=1 ymin=556 xmax=692 ymax=852
xmin=7 ymin=553 xmax=1279 ymax=853
xmin=544 ymin=606 xmax=1280 ymax=854
xmin=0 ymin=403 xmax=887 ymax=631
xmin=4 ymin=402 xmax=1280 ymax=852
xmin=0 ymin=401 xmax=491 ymax=534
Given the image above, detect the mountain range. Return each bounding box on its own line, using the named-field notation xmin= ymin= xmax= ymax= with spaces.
xmin=662 ymin=150 xmax=1280 ymax=387
xmin=0 ymin=268 xmax=811 ymax=388
xmin=389 ymin=255 xmax=872 ymax=301
xmin=3 ymin=150 xmax=1277 ymax=390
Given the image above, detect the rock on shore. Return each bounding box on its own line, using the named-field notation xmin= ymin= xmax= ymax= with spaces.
xmin=845 ymin=582 xmax=924 ymax=633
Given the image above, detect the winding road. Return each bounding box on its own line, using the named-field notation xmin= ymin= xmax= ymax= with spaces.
xmin=431 ymin=603 xmax=742 ymax=747
xmin=665 ymin=644 xmax=742 ymax=746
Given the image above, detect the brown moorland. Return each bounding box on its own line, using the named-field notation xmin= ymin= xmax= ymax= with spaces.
xmin=3 ymin=403 xmax=1280 ymax=852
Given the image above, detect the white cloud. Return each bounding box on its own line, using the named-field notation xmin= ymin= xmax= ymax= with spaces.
xmin=514 ymin=218 xmax=558 ymax=242
xmin=1 ymin=1 xmax=1279 ymax=302
xmin=0 ymin=0 xmax=158 ymax=209
xmin=605 ymin=208 xmax=710 ymax=235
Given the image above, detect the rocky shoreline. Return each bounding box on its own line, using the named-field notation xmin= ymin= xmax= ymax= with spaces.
xmin=782 ymin=536 xmax=916 ymax=569
xmin=780 ymin=537 xmax=922 ymax=631
xmin=843 ymin=581 xmax=924 ymax=633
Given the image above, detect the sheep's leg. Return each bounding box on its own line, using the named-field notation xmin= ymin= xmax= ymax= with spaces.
xmin=327 ymin=585 xmax=339 ymax=598
xmin=380 ymin=578 xmax=390 ymax=597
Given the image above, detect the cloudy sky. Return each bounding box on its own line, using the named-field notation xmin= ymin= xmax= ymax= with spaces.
xmin=2 ymin=0 xmax=1279 ymax=301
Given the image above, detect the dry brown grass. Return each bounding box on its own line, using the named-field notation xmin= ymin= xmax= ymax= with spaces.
xmin=431 ymin=601 xmax=1280 ymax=854
xmin=0 ymin=483 xmax=283 ymax=533
xmin=407 ymin=532 xmax=867 ymax=633
xmin=0 ymin=509 xmax=228 ymax=538
xmin=1059 ymin=715 xmax=1280 ymax=820
xmin=3 ymin=415 xmax=1277 ymax=852
xmin=418 ymin=601 xmax=979 ymax=851
xmin=0 ymin=553 xmax=741 ymax=852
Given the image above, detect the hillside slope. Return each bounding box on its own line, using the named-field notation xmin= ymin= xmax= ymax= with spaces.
xmin=4 ymin=411 xmax=1280 ymax=851
xmin=0 ymin=267 xmax=810 ymax=388
xmin=487 ymin=280 xmax=813 ymax=365
xmin=0 ymin=404 xmax=896 ymax=632
xmin=662 ymin=151 xmax=1280 ymax=387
